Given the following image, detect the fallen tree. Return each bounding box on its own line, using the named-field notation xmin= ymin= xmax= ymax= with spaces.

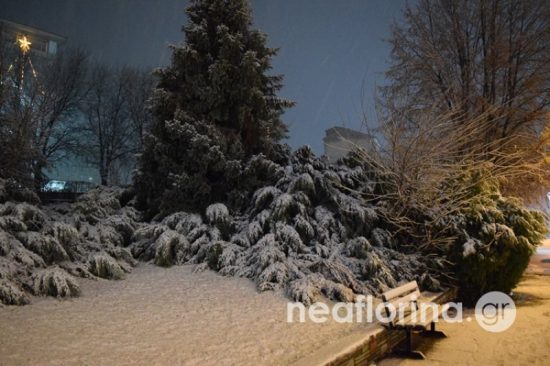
xmin=130 ymin=146 xmax=442 ymax=305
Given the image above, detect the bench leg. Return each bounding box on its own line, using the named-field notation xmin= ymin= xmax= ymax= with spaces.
xmin=394 ymin=329 xmax=426 ymax=359
xmin=422 ymin=322 xmax=447 ymax=338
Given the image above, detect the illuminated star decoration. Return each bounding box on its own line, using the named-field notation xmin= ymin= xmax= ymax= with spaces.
xmin=17 ymin=35 xmax=32 ymax=54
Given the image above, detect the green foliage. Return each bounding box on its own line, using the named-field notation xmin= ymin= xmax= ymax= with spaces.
xmin=138 ymin=116 xmax=244 ymax=216
xmin=450 ymin=182 xmax=546 ymax=303
xmin=135 ymin=0 xmax=293 ymax=218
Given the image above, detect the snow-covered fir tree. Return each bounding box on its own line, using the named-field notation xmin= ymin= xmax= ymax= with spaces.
xmin=135 ymin=0 xmax=294 ymax=217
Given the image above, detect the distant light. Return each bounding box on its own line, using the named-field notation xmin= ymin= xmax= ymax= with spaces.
xmin=17 ymin=35 xmax=32 ymax=54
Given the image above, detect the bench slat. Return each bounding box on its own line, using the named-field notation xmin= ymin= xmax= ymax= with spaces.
xmin=393 ymin=303 xmax=450 ymax=329
xmin=394 ymin=307 xmax=435 ymax=328
xmin=385 ymin=289 xmax=421 ymax=326
xmin=382 ymin=281 xmax=419 ymax=301
xmin=386 ymin=289 xmax=421 ymax=311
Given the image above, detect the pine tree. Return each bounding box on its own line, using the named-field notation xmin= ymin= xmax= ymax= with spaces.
xmin=135 ymin=0 xmax=294 ymax=218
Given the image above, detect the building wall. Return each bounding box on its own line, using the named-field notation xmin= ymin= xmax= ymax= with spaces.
xmin=323 ymin=127 xmax=374 ymax=162
xmin=0 ymin=19 xmax=65 ymax=57
xmin=324 ymin=136 xmax=371 ymax=162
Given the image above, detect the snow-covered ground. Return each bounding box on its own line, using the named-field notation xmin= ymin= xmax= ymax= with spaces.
xmin=380 ymin=246 xmax=550 ymax=366
xmin=0 ymin=264 xmax=372 ymax=366
xmin=530 ymin=240 xmax=550 ymax=276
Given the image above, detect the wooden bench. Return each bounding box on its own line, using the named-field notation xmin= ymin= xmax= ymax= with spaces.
xmin=382 ymin=280 xmax=449 ymax=359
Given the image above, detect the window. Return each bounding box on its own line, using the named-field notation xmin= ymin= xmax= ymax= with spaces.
xmin=47 ymin=40 xmax=57 ymax=55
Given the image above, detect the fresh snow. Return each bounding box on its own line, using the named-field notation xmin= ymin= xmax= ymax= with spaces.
xmin=462 ymin=239 xmax=477 ymax=257
xmin=0 ymin=264 xmax=369 ymax=366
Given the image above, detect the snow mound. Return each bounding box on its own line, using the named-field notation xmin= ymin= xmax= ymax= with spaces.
xmin=0 ymin=279 xmax=29 ymax=305
xmin=206 ymin=203 xmax=230 ymax=226
xmin=32 ymin=267 xmax=81 ymax=298
xmin=88 ymin=253 xmax=127 ymax=280
xmin=154 ymin=230 xmax=189 ymax=267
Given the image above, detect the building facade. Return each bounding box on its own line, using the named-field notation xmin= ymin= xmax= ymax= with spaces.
xmin=0 ymin=19 xmax=65 ymax=57
xmin=323 ymin=126 xmax=375 ymax=162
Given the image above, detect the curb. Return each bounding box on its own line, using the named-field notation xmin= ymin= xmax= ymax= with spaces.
xmin=290 ymin=288 xmax=457 ymax=366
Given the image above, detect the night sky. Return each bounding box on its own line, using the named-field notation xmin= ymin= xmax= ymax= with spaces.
xmin=1 ymin=0 xmax=408 ymax=154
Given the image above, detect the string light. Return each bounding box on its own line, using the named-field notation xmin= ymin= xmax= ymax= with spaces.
xmin=1 ymin=35 xmax=43 ymax=93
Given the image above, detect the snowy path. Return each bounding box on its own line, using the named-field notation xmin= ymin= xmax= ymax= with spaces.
xmin=0 ymin=264 xmax=369 ymax=366
xmin=379 ymin=244 xmax=550 ymax=366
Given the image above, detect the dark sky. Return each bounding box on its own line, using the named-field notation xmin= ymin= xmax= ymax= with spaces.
xmin=1 ymin=0 xmax=408 ymax=154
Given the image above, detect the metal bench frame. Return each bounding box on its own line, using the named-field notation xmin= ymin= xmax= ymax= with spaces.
xmin=382 ymin=280 xmax=447 ymax=359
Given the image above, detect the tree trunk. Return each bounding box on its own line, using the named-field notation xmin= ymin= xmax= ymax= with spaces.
xmin=99 ymin=152 xmax=108 ymax=186
xmin=100 ymin=166 xmax=108 ymax=186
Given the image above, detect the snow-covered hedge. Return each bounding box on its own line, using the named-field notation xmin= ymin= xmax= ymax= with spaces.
xmin=0 ymin=183 xmax=137 ymax=305
xmin=449 ymin=183 xmax=546 ymax=302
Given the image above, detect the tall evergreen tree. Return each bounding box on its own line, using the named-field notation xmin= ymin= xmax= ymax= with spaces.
xmin=135 ymin=0 xmax=294 ymax=218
